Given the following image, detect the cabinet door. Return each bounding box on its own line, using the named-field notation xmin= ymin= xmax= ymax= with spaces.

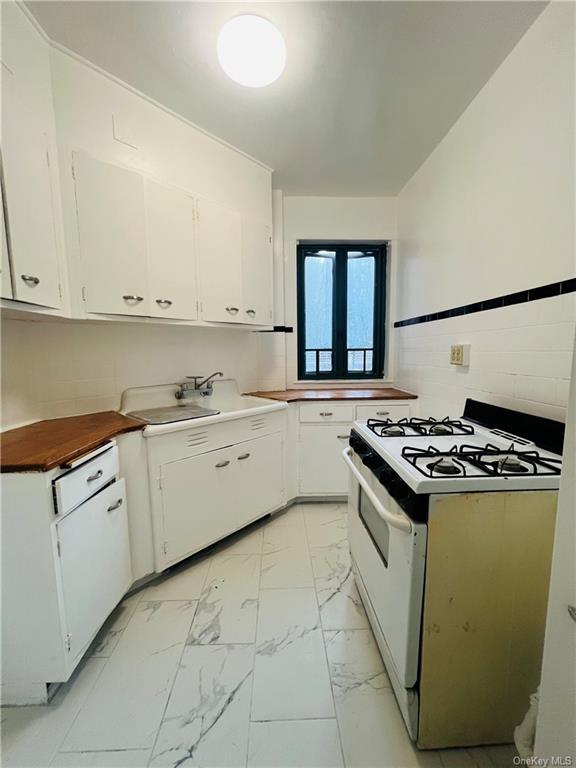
xmin=145 ymin=180 xmax=198 ymax=320
xmin=233 ymin=433 xmax=284 ymax=528
xmin=74 ymin=153 xmax=149 ymax=316
xmin=242 ymin=218 xmax=273 ymax=325
xmin=1 ymin=4 xmax=62 ymax=310
xmin=196 ymin=197 xmax=243 ymax=323
xmin=160 ymin=446 xmax=234 ymax=565
xmin=56 ymin=480 xmax=131 ymax=663
xmin=1 ymin=185 xmax=13 ymax=299
xmin=299 ymin=424 xmax=352 ymax=495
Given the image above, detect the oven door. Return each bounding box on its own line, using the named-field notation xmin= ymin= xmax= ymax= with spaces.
xmin=344 ymin=448 xmax=427 ymax=689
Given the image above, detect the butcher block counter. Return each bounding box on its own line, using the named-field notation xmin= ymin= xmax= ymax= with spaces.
xmin=0 ymin=411 xmax=143 ymax=473
xmin=247 ymin=387 xmax=417 ymax=402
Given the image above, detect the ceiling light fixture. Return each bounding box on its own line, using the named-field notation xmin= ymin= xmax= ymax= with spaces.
xmin=217 ymin=15 xmax=286 ymax=88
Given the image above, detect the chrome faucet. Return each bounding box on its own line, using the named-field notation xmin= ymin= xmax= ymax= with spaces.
xmin=175 ymin=372 xmax=223 ymax=399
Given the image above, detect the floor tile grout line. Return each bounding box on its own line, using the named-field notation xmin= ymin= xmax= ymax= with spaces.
xmin=301 ymin=503 xmax=347 ymax=767
xmin=145 ymin=600 xmax=201 ymax=768
xmin=245 ymin=524 xmax=265 ymax=766
xmin=46 ymin=656 xmax=110 ymax=766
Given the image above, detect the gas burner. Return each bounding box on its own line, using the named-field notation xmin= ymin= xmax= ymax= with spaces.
xmin=429 ymin=423 xmax=454 ymax=435
xmin=427 ymin=457 xmax=463 ymax=475
xmin=382 ymin=425 xmax=406 ymax=436
xmin=488 ymin=455 xmax=530 ymax=474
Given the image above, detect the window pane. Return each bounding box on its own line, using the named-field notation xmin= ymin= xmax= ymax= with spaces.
xmin=304 ymin=252 xmax=334 ymax=374
xmin=347 ymin=252 xmax=375 ymax=373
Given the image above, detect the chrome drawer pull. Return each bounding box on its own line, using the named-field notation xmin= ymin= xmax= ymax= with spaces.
xmin=320 ymin=412 xmax=333 ymax=417
xmin=568 ymin=605 xmax=576 ymax=623
xmin=123 ymin=295 xmax=144 ymax=303
xmin=21 ymin=274 xmax=40 ymax=285
xmin=225 ymin=306 xmax=239 ymax=314
xmin=215 ymin=460 xmax=230 ymax=468
xmin=337 ymin=434 xmax=350 ymax=440
xmin=87 ymin=469 xmax=104 ymax=482
xmin=376 ymin=411 xmax=390 ymax=416
xmin=238 ymin=453 xmax=251 ymax=460
xmin=246 ymin=309 xmax=256 ymax=316
xmin=156 ymin=299 xmax=173 ymax=308
xmin=107 ymin=499 xmax=123 ymax=512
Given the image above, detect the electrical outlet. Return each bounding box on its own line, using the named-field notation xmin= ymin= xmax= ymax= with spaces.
xmin=450 ymin=344 xmax=470 ymax=366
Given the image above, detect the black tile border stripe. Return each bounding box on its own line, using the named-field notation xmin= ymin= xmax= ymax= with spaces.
xmin=394 ymin=278 xmax=576 ymax=328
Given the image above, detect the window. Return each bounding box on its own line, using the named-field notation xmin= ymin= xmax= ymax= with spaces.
xmin=297 ymin=243 xmax=387 ymax=380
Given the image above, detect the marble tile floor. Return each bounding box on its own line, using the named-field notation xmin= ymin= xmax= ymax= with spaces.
xmin=1 ymin=502 xmax=518 ymax=768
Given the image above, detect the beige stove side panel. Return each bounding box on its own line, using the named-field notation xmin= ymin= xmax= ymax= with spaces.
xmin=418 ymin=490 xmax=557 ymax=750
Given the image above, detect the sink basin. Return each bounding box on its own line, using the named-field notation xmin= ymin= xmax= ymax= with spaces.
xmin=127 ymin=405 xmax=220 ymax=425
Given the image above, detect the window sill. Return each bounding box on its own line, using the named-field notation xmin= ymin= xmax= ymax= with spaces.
xmin=292 ymin=379 xmax=395 ymax=387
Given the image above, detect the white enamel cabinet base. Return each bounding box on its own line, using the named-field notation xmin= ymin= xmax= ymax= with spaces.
xmin=297 ymin=401 xmax=412 ymax=496
xmin=1 ymin=442 xmax=132 ymax=705
xmin=146 ymin=411 xmax=285 ymax=571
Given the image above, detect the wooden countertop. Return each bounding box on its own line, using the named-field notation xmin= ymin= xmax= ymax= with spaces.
xmin=246 ymin=387 xmax=417 ymax=402
xmin=0 ymin=411 xmax=144 ymax=473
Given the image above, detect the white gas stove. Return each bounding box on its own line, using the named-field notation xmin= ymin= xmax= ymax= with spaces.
xmin=344 ymin=398 xmax=565 ymax=748
xmin=352 ymin=414 xmax=562 ymax=494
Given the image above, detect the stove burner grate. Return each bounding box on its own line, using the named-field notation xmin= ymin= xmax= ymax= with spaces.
xmin=401 ymin=442 xmax=561 ymax=479
xmin=366 ymin=416 xmax=475 ymax=438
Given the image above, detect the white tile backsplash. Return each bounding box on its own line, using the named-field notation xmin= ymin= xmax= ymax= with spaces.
xmin=396 ymin=296 xmax=575 ymax=421
xmin=1 ymin=319 xmax=262 ymax=429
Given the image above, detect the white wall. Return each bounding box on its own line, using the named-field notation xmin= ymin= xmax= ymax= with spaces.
xmin=395 ymin=3 xmax=575 ymax=419
xmin=1 ymin=318 xmax=260 ymax=429
xmin=280 ymin=196 xmax=398 ymax=387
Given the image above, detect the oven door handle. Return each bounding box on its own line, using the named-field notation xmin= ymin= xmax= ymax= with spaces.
xmin=342 ymin=447 xmax=413 ymax=534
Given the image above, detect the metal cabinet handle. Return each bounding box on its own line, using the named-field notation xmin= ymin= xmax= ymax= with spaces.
xmin=568 ymin=605 xmax=576 ymax=623
xmin=225 ymin=307 xmax=239 ymax=314
xmin=123 ymin=295 xmax=144 ymax=303
xmin=337 ymin=434 xmax=350 ymax=440
xmin=237 ymin=453 xmax=251 ymax=460
xmin=376 ymin=411 xmax=390 ymax=416
xmin=156 ymin=299 xmax=173 ymax=308
xmin=215 ymin=460 xmax=230 ymax=468
xmin=246 ymin=309 xmax=256 ymax=316
xmin=320 ymin=412 xmax=333 ymax=417
xmin=87 ymin=469 xmax=104 ymax=482
xmin=107 ymin=499 xmax=123 ymax=512
xmin=21 ymin=274 xmax=40 ymax=286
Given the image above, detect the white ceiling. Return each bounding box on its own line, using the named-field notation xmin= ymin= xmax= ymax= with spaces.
xmin=27 ymin=1 xmax=546 ymax=196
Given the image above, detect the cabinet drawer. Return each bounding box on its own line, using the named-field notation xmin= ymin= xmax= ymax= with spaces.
xmin=355 ymin=404 xmax=411 ymax=421
xmin=299 ymin=404 xmax=355 ymax=423
xmin=54 ymin=445 xmax=119 ymax=516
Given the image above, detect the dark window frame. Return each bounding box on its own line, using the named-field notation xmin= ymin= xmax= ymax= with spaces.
xmin=296 ymin=242 xmax=387 ymax=381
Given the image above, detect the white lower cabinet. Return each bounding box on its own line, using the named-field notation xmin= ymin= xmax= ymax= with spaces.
xmin=55 ymin=480 xmax=131 ymax=662
xmin=297 ymin=401 xmax=413 ymax=496
xmin=299 ymin=424 xmax=351 ymax=495
xmin=1 ymin=442 xmax=132 ymax=705
xmin=157 ymin=432 xmax=284 ymax=568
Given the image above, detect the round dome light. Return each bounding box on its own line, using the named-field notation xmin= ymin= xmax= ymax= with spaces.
xmin=217 ymin=15 xmax=286 ymax=88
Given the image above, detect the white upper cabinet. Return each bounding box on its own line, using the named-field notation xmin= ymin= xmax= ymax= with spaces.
xmin=1 ymin=4 xmax=62 ymax=309
xmin=74 ymin=153 xmax=149 ymax=317
xmin=196 ymin=197 xmax=243 ymax=323
xmin=145 ymin=180 xmax=198 ymax=321
xmin=242 ymin=218 xmax=273 ymax=326
xmin=1 ymin=186 xmax=13 ymax=299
